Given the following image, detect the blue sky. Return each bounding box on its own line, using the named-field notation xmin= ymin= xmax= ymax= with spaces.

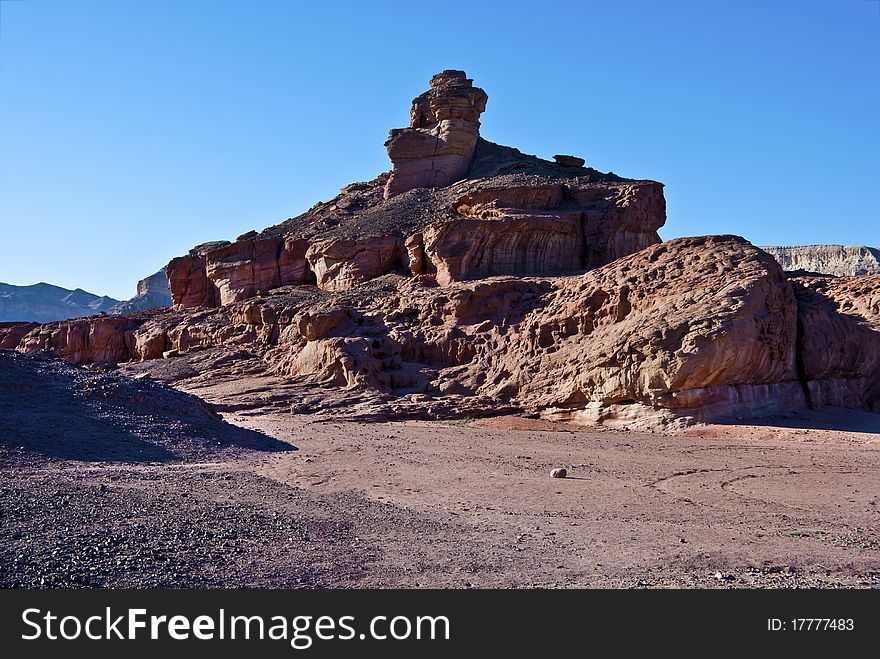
xmin=1 ymin=0 xmax=878 ymax=299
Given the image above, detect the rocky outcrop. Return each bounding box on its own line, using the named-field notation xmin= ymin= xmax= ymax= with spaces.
xmin=305 ymin=236 xmax=401 ymax=292
xmin=109 ymin=268 xmax=172 ymax=314
xmin=762 ymin=245 xmax=880 ymax=276
xmin=384 ymin=70 xmax=488 ymax=199
xmin=0 ymin=322 xmax=38 ymax=349
xmin=553 ymin=155 xmax=585 ymax=168
xmin=163 ymin=71 xmax=665 ymax=308
xmin=475 ymin=236 xmax=801 ymax=423
xmin=167 ymin=254 xmax=214 ymax=308
xmin=0 ymin=282 xmax=120 ymax=323
xmin=16 ymin=315 xmax=141 ymax=364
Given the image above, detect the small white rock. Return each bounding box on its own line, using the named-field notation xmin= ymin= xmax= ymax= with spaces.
xmin=550 ymin=468 xmax=567 ymax=479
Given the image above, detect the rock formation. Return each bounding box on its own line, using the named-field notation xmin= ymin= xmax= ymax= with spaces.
xmin=161 ymin=71 xmax=665 ymax=309
xmin=384 ymin=70 xmax=488 ymax=199
xmin=6 ymin=235 xmax=879 ymax=426
xmin=0 ymin=282 xmax=119 ymax=323
xmin=762 ymin=245 xmax=880 ymax=277
xmin=109 ymin=268 xmax=172 ymax=314
xmin=4 ymin=70 xmax=879 ymax=428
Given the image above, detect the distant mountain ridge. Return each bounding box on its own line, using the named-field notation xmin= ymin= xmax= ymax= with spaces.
xmin=0 ymin=282 xmax=120 ymax=323
xmin=0 ymin=268 xmax=172 ymax=323
xmin=760 ymin=245 xmax=880 ymax=277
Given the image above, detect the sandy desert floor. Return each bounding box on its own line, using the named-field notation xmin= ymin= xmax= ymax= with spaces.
xmin=5 ymin=381 xmax=877 ymax=588
xmin=225 ymin=411 xmax=880 ymax=588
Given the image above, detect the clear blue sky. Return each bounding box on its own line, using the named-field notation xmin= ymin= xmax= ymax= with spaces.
xmin=1 ymin=0 xmax=878 ymax=299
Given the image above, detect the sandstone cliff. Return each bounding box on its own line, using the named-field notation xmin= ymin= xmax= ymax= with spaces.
xmin=761 ymin=245 xmax=880 ymax=276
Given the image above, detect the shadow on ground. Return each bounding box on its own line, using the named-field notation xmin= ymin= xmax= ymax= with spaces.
xmin=0 ymin=351 xmax=293 ymax=463
xmin=719 ymin=407 xmax=880 ymax=435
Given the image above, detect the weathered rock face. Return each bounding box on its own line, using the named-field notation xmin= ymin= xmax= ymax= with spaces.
xmin=466 ymin=236 xmax=801 ymax=423
xmin=16 ymin=315 xmax=140 ymax=364
xmin=167 ymin=254 xmax=214 ymax=308
xmin=0 ymin=322 xmax=38 ymax=349
xmin=109 ymin=268 xmax=172 ymax=314
xmin=168 ymin=238 xmax=316 ymax=307
xmin=305 ymin=236 xmax=401 ymax=292
xmin=793 ymin=274 xmax=880 ymax=411
xmin=762 ymin=245 xmax=880 ymax=276
xmin=419 ymin=179 xmax=665 ymax=284
xmin=384 ymin=70 xmax=488 ymax=199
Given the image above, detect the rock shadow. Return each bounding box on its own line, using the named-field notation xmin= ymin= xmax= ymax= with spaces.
xmin=0 ymin=351 xmax=293 ymax=463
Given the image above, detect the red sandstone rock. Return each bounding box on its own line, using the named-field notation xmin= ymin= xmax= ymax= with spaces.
xmin=162 ymin=71 xmax=665 ymax=306
xmin=305 ymin=236 xmax=402 ymax=291
xmin=793 ymin=274 xmax=880 ymax=411
xmin=421 ymin=180 xmax=665 ymax=283
xmin=17 ymin=316 xmax=140 ymax=364
xmin=384 ymin=70 xmax=488 ymax=199
xmin=0 ymin=322 xmax=38 ymax=349
xmin=167 ymin=255 xmax=214 ymax=308
xmin=205 ymin=238 xmax=281 ymax=305
xmin=468 ymin=236 xmax=800 ymax=423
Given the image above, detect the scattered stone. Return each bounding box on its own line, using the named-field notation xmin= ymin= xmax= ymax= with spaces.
xmin=550 ymin=468 xmax=567 ymax=479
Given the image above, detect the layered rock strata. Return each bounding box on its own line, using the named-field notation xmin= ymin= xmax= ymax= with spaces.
xmin=762 ymin=245 xmax=880 ymax=277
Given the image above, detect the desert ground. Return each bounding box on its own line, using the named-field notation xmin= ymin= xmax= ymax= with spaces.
xmin=3 ymin=353 xmax=878 ymax=589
